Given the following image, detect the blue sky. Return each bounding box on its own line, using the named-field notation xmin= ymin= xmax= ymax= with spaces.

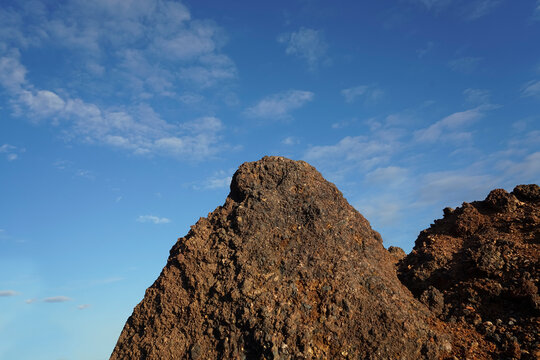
xmin=1 ymin=0 xmax=539 ymax=358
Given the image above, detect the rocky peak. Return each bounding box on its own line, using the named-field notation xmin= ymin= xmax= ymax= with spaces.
xmin=111 ymin=156 xmax=448 ymax=360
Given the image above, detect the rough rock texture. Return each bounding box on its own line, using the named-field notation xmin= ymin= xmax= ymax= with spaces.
xmin=399 ymin=185 xmax=540 ymax=359
xmin=111 ymin=156 xmax=448 ymax=360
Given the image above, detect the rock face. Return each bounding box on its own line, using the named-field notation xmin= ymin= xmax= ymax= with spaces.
xmin=399 ymin=185 xmax=540 ymax=359
xmin=111 ymin=156 xmax=447 ymax=359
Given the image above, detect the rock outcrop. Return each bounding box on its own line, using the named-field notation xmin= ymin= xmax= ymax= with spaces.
xmin=399 ymin=185 xmax=540 ymax=359
xmin=111 ymin=156 xmax=448 ymax=359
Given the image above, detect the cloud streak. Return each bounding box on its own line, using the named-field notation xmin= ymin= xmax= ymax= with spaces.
xmin=341 ymin=85 xmax=384 ymax=104
xmin=43 ymin=296 xmax=71 ymax=303
xmin=414 ymin=105 xmax=496 ymax=143
xmin=521 ymin=80 xmax=540 ymax=98
xmin=0 ymin=290 xmax=20 ymax=297
xmin=245 ymin=90 xmax=314 ymax=120
xmin=137 ymin=215 xmax=171 ymax=224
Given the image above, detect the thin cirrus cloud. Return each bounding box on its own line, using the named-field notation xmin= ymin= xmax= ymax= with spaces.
xmin=521 ymin=80 xmax=540 ymax=97
xmin=448 ymin=56 xmax=482 ymax=73
xmin=341 ymin=85 xmax=384 ymax=104
xmin=278 ymin=28 xmax=328 ymax=70
xmin=136 ymin=215 xmax=171 ymax=224
xmin=411 ymin=0 xmax=502 ymax=20
xmin=0 ymin=290 xmax=20 ymax=297
xmin=0 ymin=143 xmax=22 ymax=161
xmin=463 ymin=0 xmax=503 ymax=21
xmin=42 ymin=296 xmax=72 ymax=303
xmin=244 ymin=90 xmax=314 ymax=120
xmin=414 ymin=105 xmax=495 ymax=143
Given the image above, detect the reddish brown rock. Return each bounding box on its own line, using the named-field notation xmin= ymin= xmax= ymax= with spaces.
xmin=398 ymin=185 xmax=540 ymax=359
xmin=111 ymin=156 xmax=447 ymax=359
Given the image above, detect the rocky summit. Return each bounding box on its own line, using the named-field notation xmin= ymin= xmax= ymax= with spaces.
xmin=111 ymin=156 xmax=538 ymax=360
xmin=399 ymin=184 xmax=539 ymax=359
xmin=111 ymin=156 xmax=449 ymax=359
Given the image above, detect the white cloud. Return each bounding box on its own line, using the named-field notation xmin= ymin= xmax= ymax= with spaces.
xmin=305 ymin=136 xmax=394 ymax=167
xmin=0 ymin=290 xmax=19 ymax=297
xmin=204 ymin=176 xmax=232 ymax=190
xmin=136 ymin=215 xmax=171 ymax=224
xmin=411 ymin=0 xmax=501 ymax=19
xmin=0 ymin=144 xmax=16 ymax=153
xmin=18 ymin=89 xmax=66 ymax=118
xmin=0 ymin=143 xmax=23 ymax=161
xmin=464 ymin=88 xmax=490 ymax=104
xmin=417 ymin=41 xmax=435 ymax=58
xmin=521 ymin=80 xmax=540 ymax=97
xmin=282 ymin=136 xmax=299 ymax=145
xmin=464 ymin=0 xmax=502 ymax=20
xmin=415 ymin=171 xmax=498 ymax=206
xmin=25 ymin=298 xmax=37 ymax=304
xmin=43 ymin=296 xmax=71 ymax=303
xmin=365 ymin=166 xmax=409 ymax=187
xmin=499 ymin=152 xmax=540 ymax=181
xmin=414 ymin=106 xmax=491 ymax=143
xmin=411 ymin=0 xmax=452 ymax=10
xmin=78 ymin=304 xmax=91 ymax=310
xmin=341 ymin=85 xmax=384 ymax=104
xmin=245 ymin=90 xmax=314 ymax=119
xmin=278 ymin=28 xmax=328 ymax=70
xmin=535 ymin=1 xmax=540 ymax=20
xmin=448 ymin=57 xmax=482 ymax=73
xmin=0 ymin=50 xmax=26 ymax=92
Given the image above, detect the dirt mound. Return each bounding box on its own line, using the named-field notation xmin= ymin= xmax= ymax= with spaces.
xmin=111 ymin=156 xmax=448 ymax=359
xmin=399 ymin=185 xmax=540 ymax=359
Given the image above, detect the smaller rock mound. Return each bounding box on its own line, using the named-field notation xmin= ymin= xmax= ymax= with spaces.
xmin=399 ymin=185 xmax=540 ymax=359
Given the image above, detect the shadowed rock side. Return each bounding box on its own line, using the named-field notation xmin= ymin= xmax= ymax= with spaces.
xmin=399 ymin=185 xmax=539 ymax=359
xmin=111 ymin=156 xmax=448 ymax=360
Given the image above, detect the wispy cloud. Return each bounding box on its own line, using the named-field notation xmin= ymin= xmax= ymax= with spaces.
xmin=463 ymin=0 xmax=502 ymax=21
xmin=304 ymin=135 xmax=395 ymax=174
xmin=0 ymin=290 xmax=20 ymax=297
xmin=410 ymin=0 xmax=501 ymax=20
xmin=521 ymin=80 xmax=540 ymax=97
xmin=0 ymin=144 xmax=23 ymax=161
xmin=43 ymin=296 xmax=71 ymax=303
xmin=535 ymin=0 xmax=540 ymax=20
xmin=78 ymin=304 xmax=91 ymax=310
xmin=410 ymin=0 xmax=452 ymax=11
xmin=341 ymin=85 xmax=384 ymax=104
xmin=245 ymin=90 xmax=314 ymax=120
xmin=278 ymin=28 xmax=328 ymax=70
xmin=365 ymin=166 xmax=409 ymax=187
xmin=414 ymin=105 xmax=496 ymax=143
xmin=282 ymin=136 xmax=300 ymax=145
xmin=448 ymin=56 xmax=482 ymax=73
xmin=136 ymin=215 xmax=171 ymax=224
xmin=193 ymin=170 xmax=233 ymax=190
xmin=464 ymin=88 xmax=490 ymax=104
xmin=417 ymin=41 xmax=435 ymax=58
